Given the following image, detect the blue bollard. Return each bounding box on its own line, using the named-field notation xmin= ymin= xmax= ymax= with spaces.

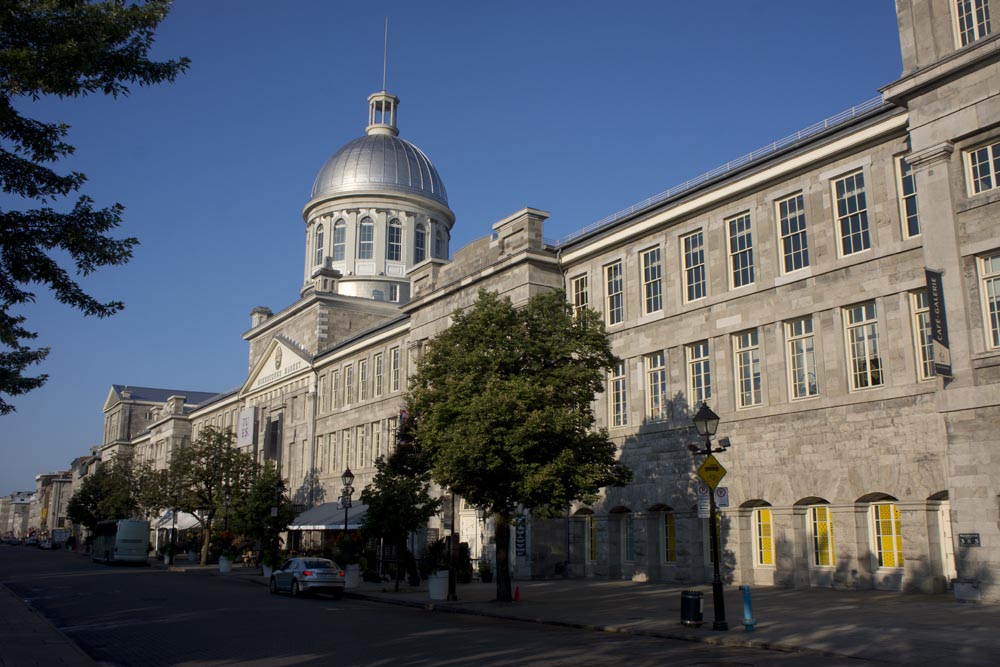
xmin=739 ymin=585 xmax=756 ymax=632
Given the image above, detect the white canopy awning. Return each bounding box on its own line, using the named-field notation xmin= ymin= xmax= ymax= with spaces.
xmin=153 ymin=509 xmax=201 ymax=531
xmin=289 ymin=501 xmax=367 ymax=530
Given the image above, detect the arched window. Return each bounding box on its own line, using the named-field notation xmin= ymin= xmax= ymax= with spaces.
xmin=434 ymin=229 xmax=446 ymax=259
xmin=414 ymin=223 xmax=426 ymax=263
xmin=386 ymin=218 xmax=402 ymax=262
xmin=333 ymin=220 xmax=346 ymax=261
xmin=358 ymin=217 xmax=374 ymax=259
xmin=314 ymin=223 xmax=324 ymax=266
xmin=809 ymin=505 xmax=835 ymax=567
xmin=871 ymin=502 xmax=903 ymax=568
xmin=754 ymin=507 xmax=774 ymax=566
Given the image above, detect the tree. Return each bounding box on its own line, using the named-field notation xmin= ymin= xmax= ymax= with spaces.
xmin=66 ymin=449 xmax=158 ymax=530
xmin=167 ymin=427 xmax=255 ymax=565
xmin=406 ymin=289 xmax=632 ymax=601
xmin=360 ymin=444 xmax=441 ymax=591
xmin=0 ymin=0 xmax=190 ymax=414
xmin=228 ymin=460 xmax=294 ymax=565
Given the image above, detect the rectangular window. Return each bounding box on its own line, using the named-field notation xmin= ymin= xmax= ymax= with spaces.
xmin=727 ymin=212 xmax=755 ymax=288
xmin=754 ymin=508 xmax=774 ymax=566
xmin=623 ymin=514 xmax=636 ymax=562
xmin=641 ymin=247 xmax=663 ymax=314
xmin=571 ymin=274 xmax=589 ymax=316
xmin=356 ymin=425 xmax=366 ymax=468
xmin=834 ymin=171 xmax=871 ymax=256
xmin=645 ymin=351 xmax=668 ymax=421
xmin=372 ymin=353 xmax=384 ymax=397
xmin=588 ymin=515 xmax=597 ymax=562
xmin=390 ymin=347 xmax=401 ymax=391
xmin=344 ymin=364 xmax=354 ymax=405
xmin=734 ymin=330 xmax=762 ymax=408
xmin=777 ymin=193 xmax=809 ymax=273
xmin=318 ymin=375 xmax=326 ymax=414
xmin=911 ymin=291 xmax=936 ymax=380
xmin=662 ymin=512 xmax=676 ymax=563
xmin=332 ymin=370 xmax=340 ymax=409
xmin=687 ymin=341 xmax=711 ymax=407
xmin=609 ymin=360 xmax=628 ymax=427
xmin=897 ymin=157 xmax=920 ymax=238
xmin=810 ymin=506 xmax=835 ymax=567
xmin=386 ymin=416 xmax=398 ymax=454
xmin=682 ymin=230 xmax=706 ymax=302
xmin=371 ymin=421 xmax=382 ymax=462
xmin=968 ymin=141 xmax=1000 ymax=194
xmin=342 ymin=428 xmax=352 ymax=470
xmin=389 ymin=284 xmax=400 ymax=302
xmin=359 ymin=359 xmax=369 ymax=401
xmin=786 ymin=317 xmax=819 ymax=399
xmin=956 ymin=0 xmax=992 ymax=46
xmin=980 ymin=253 xmax=1000 ymax=349
xmin=845 ymin=302 xmax=884 ymax=389
xmin=872 ymin=503 xmax=904 ymax=568
xmin=605 ymin=261 xmax=624 ymax=325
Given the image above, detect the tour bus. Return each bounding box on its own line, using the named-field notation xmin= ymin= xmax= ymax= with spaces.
xmin=92 ymin=519 xmax=150 ymax=564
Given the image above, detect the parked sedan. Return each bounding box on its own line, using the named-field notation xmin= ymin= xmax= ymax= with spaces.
xmin=269 ymin=558 xmax=345 ymax=598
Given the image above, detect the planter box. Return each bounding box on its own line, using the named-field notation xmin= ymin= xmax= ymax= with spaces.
xmin=218 ymin=556 xmax=233 ymax=574
xmin=344 ymin=563 xmax=361 ymax=589
xmin=428 ymin=571 xmax=449 ymax=600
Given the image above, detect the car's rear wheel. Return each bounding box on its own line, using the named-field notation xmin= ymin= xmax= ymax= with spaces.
xmin=291 ymin=580 xmax=300 ymax=597
xmin=269 ymin=577 xmax=278 ymax=595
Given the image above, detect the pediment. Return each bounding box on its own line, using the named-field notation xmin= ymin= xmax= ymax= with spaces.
xmin=241 ymin=337 xmax=311 ymax=396
xmin=102 ymin=386 xmax=120 ymax=412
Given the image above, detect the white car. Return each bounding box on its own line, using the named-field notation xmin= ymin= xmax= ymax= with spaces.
xmin=269 ymin=558 xmax=345 ymax=598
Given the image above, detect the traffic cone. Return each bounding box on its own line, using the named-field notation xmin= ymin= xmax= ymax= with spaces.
xmin=514 ymin=586 xmax=520 ymax=602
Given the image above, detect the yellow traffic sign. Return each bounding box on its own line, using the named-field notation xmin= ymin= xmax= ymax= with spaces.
xmin=697 ymin=454 xmax=727 ymax=490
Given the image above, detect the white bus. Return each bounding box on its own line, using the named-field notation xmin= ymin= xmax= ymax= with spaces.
xmin=92 ymin=519 xmax=150 ymax=564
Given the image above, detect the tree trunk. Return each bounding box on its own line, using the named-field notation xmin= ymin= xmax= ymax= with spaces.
xmin=494 ymin=512 xmax=513 ymax=602
xmin=200 ymin=515 xmax=213 ymax=566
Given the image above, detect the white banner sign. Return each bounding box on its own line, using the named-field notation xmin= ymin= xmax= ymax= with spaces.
xmin=236 ymin=407 xmax=257 ymax=448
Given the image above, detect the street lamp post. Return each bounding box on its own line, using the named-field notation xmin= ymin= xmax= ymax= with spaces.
xmin=271 ymin=480 xmax=284 ymax=566
xmin=447 ymin=492 xmax=458 ymax=601
xmin=690 ymin=402 xmax=730 ymax=632
xmin=223 ymin=484 xmax=232 ymax=533
xmin=341 ymin=468 xmax=355 ymax=536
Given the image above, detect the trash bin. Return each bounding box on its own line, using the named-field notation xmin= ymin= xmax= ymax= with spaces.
xmin=680 ymin=590 xmax=704 ymax=627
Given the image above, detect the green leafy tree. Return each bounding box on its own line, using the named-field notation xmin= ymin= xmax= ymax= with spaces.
xmin=66 ymin=449 xmax=158 ymax=530
xmin=0 ymin=0 xmax=189 ymax=414
xmin=407 ymin=289 xmax=632 ymax=601
xmin=229 ymin=460 xmax=294 ymax=566
xmin=361 ymin=447 xmax=441 ymax=591
xmin=167 ymin=427 xmax=255 ymax=565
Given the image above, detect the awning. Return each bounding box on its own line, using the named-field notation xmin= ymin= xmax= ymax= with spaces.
xmin=153 ymin=509 xmax=202 ymax=531
xmin=289 ymin=501 xmax=367 ymax=530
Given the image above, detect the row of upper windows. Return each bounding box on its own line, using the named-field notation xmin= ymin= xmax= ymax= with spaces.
xmin=315 ymin=416 xmax=399 ymax=475
xmin=573 ymin=158 xmax=921 ymax=326
xmin=317 ymin=347 xmax=403 ymax=414
xmin=606 ymin=292 xmax=941 ymax=427
xmin=313 ymin=218 xmax=446 ymax=265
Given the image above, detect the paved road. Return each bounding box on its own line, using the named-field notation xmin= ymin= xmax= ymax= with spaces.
xmin=1 ymin=547 xmax=900 ymax=667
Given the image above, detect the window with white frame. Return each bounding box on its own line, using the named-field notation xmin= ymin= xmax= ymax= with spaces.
xmin=955 ymin=0 xmax=992 ymax=46
xmin=386 ymin=218 xmax=402 ymax=261
xmin=358 ymin=217 xmax=374 ymax=259
xmin=605 ymin=260 xmax=624 ymax=325
xmin=967 ymin=141 xmax=1000 ymax=194
xmin=896 ymin=157 xmax=920 ymax=238
xmin=332 ymin=369 xmax=340 ymax=409
xmin=622 ymin=513 xmax=636 ymax=562
xmin=389 ymin=284 xmax=400 ymax=302
xmin=734 ymin=329 xmax=762 ymax=408
xmin=414 ymin=223 xmax=427 ymax=263
xmin=777 ymin=193 xmax=809 ymax=273
xmin=662 ymin=512 xmax=676 ymax=563
xmin=314 ymin=223 xmax=325 ymax=266
xmin=871 ymin=502 xmax=904 ymax=568
xmin=641 ymin=247 xmax=663 ymax=314
xmin=390 ymin=346 xmax=401 ymax=391
xmin=359 ymin=359 xmax=368 ymax=401
xmin=911 ymin=291 xmax=936 ymax=380
xmin=810 ymin=506 xmax=835 ymax=567
xmin=834 ymin=171 xmax=871 ymax=256
xmin=682 ymin=230 xmax=706 ymax=302
xmin=386 ymin=416 xmax=397 ymax=453
xmin=980 ymin=253 xmax=1000 ymax=349
xmin=645 ymin=351 xmax=668 ymax=421
xmin=434 ymin=229 xmax=446 ymax=259
xmin=333 ymin=220 xmax=346 ymax=261
xmin=686 ymin=341 xmax=711 ymax=407
xmin=571 ymin=274 xmax=589 ymax=316
xmin=374 ymin=352 xmax=384 ymax=397
xmin=318 ymin=375 xmax=326 ymax=414
xmin=356 ymin=425 xmax=366 ymax=468
xmin=727 ymin=212 xmax=755 ymax=288
xmin=371 ymin=421 xmax=382 ymax=462
xmin=754 ymin=508 xmax=774 ymax=566
xmin=342 ymin=428 xmax=352 ymax=468
xmin=609 ymin=360 xmax=628 ymax=427
xmin=344 ymin=364 xmax=354 ymax=405
xmin=786 ymin=317 xmax=819 ymax=399
xmin=844 ymin=302 xmax=884 ymax=389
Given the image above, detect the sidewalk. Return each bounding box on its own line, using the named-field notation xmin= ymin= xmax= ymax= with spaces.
xmin=0 ymin=585 xmax=98 ymax=667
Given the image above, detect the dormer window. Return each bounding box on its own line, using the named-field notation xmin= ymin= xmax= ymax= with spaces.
xmin=314 ymin=223 xmax=324 ymax=265
xmin=359 ymin=217 xmax=374 ymax=259
xmin=387 ymin=218 xmax=402 ymax=261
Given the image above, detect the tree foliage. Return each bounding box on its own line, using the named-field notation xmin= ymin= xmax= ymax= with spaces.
xmin=0 ymin=0 xmax=189 ymax=414
xmin=228 ymin=459 xmax=294 ymax=564
xmin=66 ymin=449 xmax=158 ymax=531
xmin=166 ymin=427 xmax=256 ymax=565
xmin=406 ymin=289 xmax=631 ymax=601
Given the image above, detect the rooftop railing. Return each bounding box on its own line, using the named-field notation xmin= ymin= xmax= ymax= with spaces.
xmin=549 ymin=96 xmax=888 ymax=248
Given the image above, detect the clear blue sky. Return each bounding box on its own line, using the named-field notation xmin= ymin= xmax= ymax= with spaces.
xmin=1 ymin=1 xmax=902 ymax=494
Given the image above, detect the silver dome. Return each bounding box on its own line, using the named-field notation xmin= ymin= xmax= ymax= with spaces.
xmin=310 ymin=134 xmax=448 ymax=206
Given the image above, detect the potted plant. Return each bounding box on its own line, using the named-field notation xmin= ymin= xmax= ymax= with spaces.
xmin=261 ymin=550 xmax=280 ymax=578
xmin=422 ymin=539 xmax=449 ymax=600
xmin=334 ymin=534 xmax=362 ymax=589
xmin=478 ymin=559 xmax=493 ymax=584
xmin=163 ymin=542 xmax=177 ymax=566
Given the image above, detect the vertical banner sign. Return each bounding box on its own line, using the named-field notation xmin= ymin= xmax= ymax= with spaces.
xmin=925 ymin=269 xmax=952 ymax=377
xmin=236 ymin=407 xmax=257 ymax=448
